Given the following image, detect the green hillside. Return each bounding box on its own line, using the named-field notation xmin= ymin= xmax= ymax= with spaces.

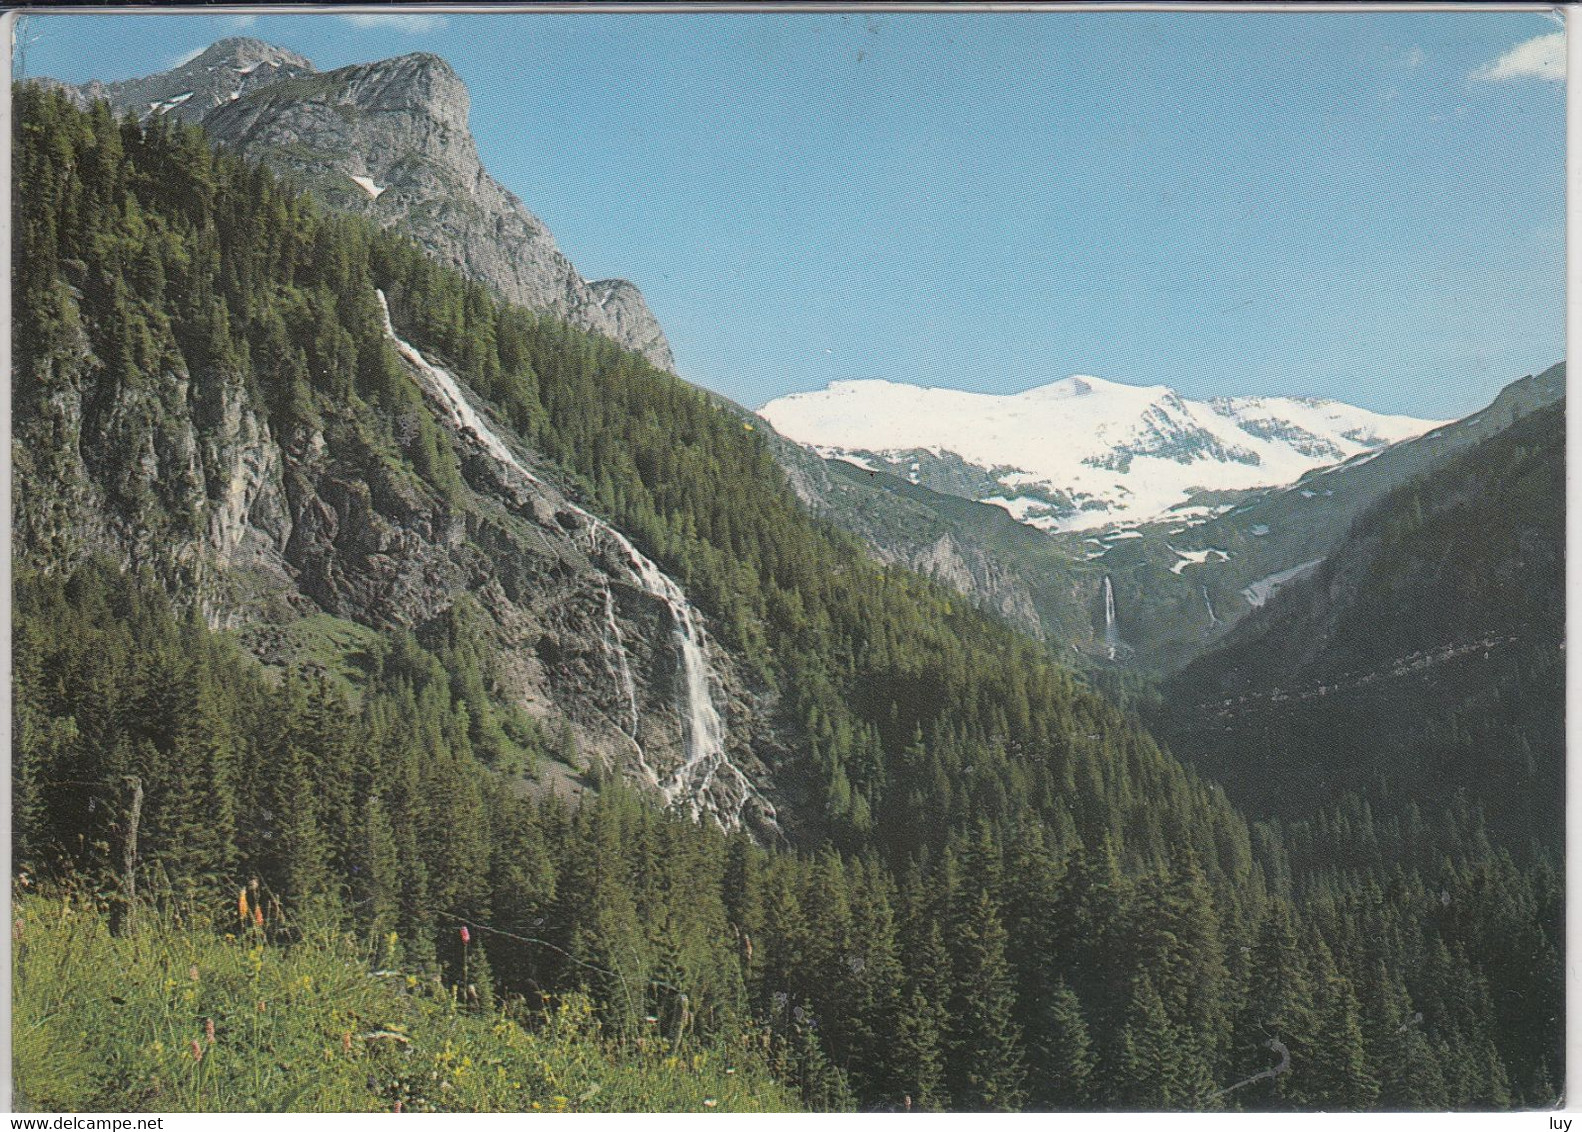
xmin=13 ymin=893 xmax=797 ymax=1113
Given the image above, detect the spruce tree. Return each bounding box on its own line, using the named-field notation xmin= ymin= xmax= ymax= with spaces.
xmin=947 ymin=887 xmax=1025 ymax=1110
xmin=1039 ymin=979 xmax=1096 ymax=1110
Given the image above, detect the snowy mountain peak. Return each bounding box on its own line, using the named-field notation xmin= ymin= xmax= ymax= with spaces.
xmin=190 ymin=37 xmax=314 ymax=74
xmin=1028 ymin=375 xmax=1097 ymax=399
xmin=759 ymin=374 xmax=1446 ymax=533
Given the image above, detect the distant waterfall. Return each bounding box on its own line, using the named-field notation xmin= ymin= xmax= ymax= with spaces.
xmin=1202 ymin=585 xmax=1219 ymax=626
xmin=1103 ymin=575 xmax=1119 ymax=661
xmin=375 ymin=290 xmax=775 ymax=833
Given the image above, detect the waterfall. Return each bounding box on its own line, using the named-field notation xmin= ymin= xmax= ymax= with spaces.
xmin=581 ymin=521 xmax=751 ymax=824
xmin=598 ymin=581 xmax=654 ymax=784
xmin=1202 ymin=585 xmax=1219 ymax=627
xmin=375 ymin=290 xmax=776 ymax=833
xmin=1103 ymin=574 xmax=1119 ymax=661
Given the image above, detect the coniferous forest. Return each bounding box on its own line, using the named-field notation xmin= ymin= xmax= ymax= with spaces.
xmin=10 ymin=85 xmax=1564 ymax=1112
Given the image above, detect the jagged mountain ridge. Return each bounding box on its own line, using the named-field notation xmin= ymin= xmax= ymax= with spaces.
xmin=759 ymin=374 xmax=1444 ymax=533
xmin=30 ymin=37 xmax=314 ymax=123
xmin=34 ymin=38 xmax=676 ymax=372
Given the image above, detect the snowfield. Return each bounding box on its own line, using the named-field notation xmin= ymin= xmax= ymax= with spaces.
xmin=759 ymin=375 xmax=1443 ymax=532
xmin=1169 ymin=546 xmax=1231 ymax=575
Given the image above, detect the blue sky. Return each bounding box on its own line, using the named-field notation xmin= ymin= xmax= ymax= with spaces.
xmin=15 ymin=9 xmax=1566 ymax=419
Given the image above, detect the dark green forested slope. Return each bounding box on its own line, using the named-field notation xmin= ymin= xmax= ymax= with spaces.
xmin=1149 ymin=399 xmax=1567 ymax=1109
xmin=1158 ymin=402 xmax=1565 ymax=863
xmin=11 ymin=86 xmax=1563 ymax=1111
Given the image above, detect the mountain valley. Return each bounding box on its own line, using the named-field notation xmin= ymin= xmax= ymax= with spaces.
xmin=9 ymin=35 xmax=1566 ymax=1115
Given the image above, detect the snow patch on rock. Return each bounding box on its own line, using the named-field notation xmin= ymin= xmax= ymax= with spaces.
xmin=1169 ymin=546 xmax=1231 ymax=575
xmin=349 ymin=174 xmax=387 ymax=200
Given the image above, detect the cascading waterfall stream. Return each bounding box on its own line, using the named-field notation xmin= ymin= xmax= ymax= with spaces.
xmin=375 ymin=290 xmax=777 ymax=834
xmin=598 ymin=581 xmax=651 ymax=780
xmin=582 ymin=522 xmax=741 ymax=822
xmin=1202 ymin=585 xmax=1219 ymax=627
xmin=1103 ymin=574 xmax=1119 ymax=661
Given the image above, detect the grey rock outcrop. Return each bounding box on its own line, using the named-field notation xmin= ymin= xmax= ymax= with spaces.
xmin=34 ymin=40 xmax=676 ymax=371
xmin=585 ymin=280 xmax=676 ymax=372
xmin=12 ymin=280 xmax=778 ymax=840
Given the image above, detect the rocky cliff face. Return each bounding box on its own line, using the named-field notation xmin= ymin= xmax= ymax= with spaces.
xmin=13 ymin=275 xmax=778 ymax=841
xmin=585 ymin=279 xmax=675 ymax=373
xmin=36 ymin=39 xmax=676 ymax=372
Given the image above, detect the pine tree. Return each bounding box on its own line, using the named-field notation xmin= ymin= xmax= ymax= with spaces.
xmin=891 ymin=984 xmax=948 ymax=1111
xmin=1227 ymin=903 xmax=1314 ymax=1110
xmin=1113 ymin=973 xmax=1181 ymax=1110
xmin=772 ymin=1006 xmax=854 ymax=1112
xmin=897 ymin=888 xmax=955 ymax=1111
xmin=1359 ymin=959 xmax=1446 ymax=1110
xmin=840 ymin=857 xmax=906 ymax=1100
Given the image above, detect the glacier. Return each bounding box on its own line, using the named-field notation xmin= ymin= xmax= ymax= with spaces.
xmin=759 ymin=374 xmax=1445 ymax=533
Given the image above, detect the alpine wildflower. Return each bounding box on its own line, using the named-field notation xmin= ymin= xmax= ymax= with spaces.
xmin=190 ymin=1039 xmax=204 ymax=1062
xmin=205 ymin=1017 xmax=216 ymax=1046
